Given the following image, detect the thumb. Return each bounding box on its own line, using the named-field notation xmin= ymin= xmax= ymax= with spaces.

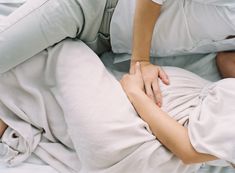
xmin=134 ymin=62 xmax=141 ymax=76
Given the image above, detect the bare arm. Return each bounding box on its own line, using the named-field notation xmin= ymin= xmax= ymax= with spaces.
xmin=132 ymin=0 xmax=161 ymax=62
xmin=0 ymin=119 xmax=7 ymax=138
xmin=121 ymin=63 xmax=217 ymax=164
xmin=131 ymin=0 xmax=169 ymax=106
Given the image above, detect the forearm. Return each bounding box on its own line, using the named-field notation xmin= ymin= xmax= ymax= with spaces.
xmin=0 ymin=119 xmax=7 ymax=138
xmin=128 ymin=90 xmax=217 ymax=164
xmin=132 ymin=0 xmax=161 ymax=62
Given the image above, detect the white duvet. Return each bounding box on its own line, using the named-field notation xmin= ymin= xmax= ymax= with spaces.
xmin=0 ymin=39 xmax=234 ymax=173
xmin=0 ymin=39 xmax=198 ymax=173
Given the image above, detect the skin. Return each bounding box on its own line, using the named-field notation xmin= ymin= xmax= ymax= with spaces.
xmin=120 ymin=62 xmax=217 ymax=164
xmin=216 ymin=52 xmax=235 ymax=78
xmin=131 ymin=0 xmax=169 ymax=107
xmin=0 ymin=119 xmax=7 ymax=138
xmin=131 ymin=0 xmax=235 ymax=106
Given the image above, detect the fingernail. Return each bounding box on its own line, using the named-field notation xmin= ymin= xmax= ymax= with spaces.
xmin=157 ymin=102 xmax=161 ymax=107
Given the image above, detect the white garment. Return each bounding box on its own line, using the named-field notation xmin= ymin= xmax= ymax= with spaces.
xmin=110 ymin=0 xmax=235 ymax=57
xmin=0 ymin=39 xmax=200 ymax=173
xmin=188 ymin=78 xmax=235 ymax=165
xmin=0 ymin=39 xmax=235 ymax=172
xmin=0 ymin=0 xmax=26 ymax=3
xmin=0 ymin=41 xmax=80 ymax=173
xmin=151 ymin=0 xmax=166 ymax=5
xmin=159 ymin=67 xmax=235 ymax=166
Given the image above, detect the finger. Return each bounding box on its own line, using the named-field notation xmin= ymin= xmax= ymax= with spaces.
xmin=134 ymin=62 xmax=142 ymax=76
xmin=158 ymin=67 xmax=170 ymax=85
xmin=129 ymin=64 xmax=135 ymax=75
xmin=152 ymin=79 xmax=162 ymax=107
xmin=144 ymin=81 xmax=155 ymax=102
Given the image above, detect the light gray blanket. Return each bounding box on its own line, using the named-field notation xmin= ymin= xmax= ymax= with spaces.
xmin=0 ymin=39 xmax=201 ymax=173
xmin=0 ymin=0 xmax=110 ymax=73
xmin=0 ymin=41 xmax=81 ymax=173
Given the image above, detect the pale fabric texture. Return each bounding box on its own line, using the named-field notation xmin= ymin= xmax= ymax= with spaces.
xmin=55 ymin=40 xmax=199 ymax=173
xmin=0 ymin=39 xmax=235 ymax=172
xmin=0 ymin=0 xmax=26 ymax=3
xmin=188 ymin=79 xmax=235 ymax=165
xmin=110 ymin=0 xmax=235 ymax=57
xmin=159 ymin=67 xmax=235 ymax=166
xmin=0 ymin=39 xmax=200 ymax=173
xmin=0 ymin=41 xmax=81 ymax=173
xmin=0 ymin=0 xmax=107 ymax=73
xmin=151 ymin=0 xmax=166 ymax=5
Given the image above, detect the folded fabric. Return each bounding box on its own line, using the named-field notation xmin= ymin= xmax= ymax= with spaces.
xmin=0 ymin=39 xmax=234 ymax=173
xmin=158 ymin=67 xmax=235 ymax=166
xmin=188 ymin=78 xmax=235 ymax=166
xmin=0 ymin=40 xmax=81 ymax=173
xmin=0 ymin=0 xmax=26 ymax=3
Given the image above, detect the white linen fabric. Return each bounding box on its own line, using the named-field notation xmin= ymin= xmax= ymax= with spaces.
xmin=55 ymin=40 xmax=200 ymax=173
xmin=0 ymin=41 xmax=81 ymax=173
xmin=0 ymin=39 xmax=235 ymax=172
xmin=0 ymin=0 xmax=26 ymax=3
xmin=0 ymin=39 xmax=199 ymax=173
xmin=151 ymin=0 xmax=166 ymax=5
xmin=0 ymin=0 xmax=107 ymax=73
xmin=110 ymin=0 xmax=235 ymax=57
xmin=188 ymin=79 xmax=235 ymax=165
xmin=159 ymin=67 xmax=235 ymax=166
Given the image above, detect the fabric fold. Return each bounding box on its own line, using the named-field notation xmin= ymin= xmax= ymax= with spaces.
xmin=188 ymin=78 xmax=235 ymax=165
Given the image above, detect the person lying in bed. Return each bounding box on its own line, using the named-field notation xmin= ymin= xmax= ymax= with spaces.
xmin=111 ymin=0 xmax=235 ymax=106
xmin=1 ymin=1 xmax=235 ymax=129
xmin=0 ymin=40 xmax=234 ymax=173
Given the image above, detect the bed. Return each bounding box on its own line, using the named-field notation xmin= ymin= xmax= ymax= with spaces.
xmin=0 ymin=1 xmax=235 ymax=173
xmin=0 ymin=49 xmax=234 ymax=173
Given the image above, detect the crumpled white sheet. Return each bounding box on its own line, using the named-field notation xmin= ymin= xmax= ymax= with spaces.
xmin=0 ymin=0 xmax=26 ymax=3
xmin=0 ymin=40 xmax=81 ymax=173
xmin=0 ymin=39 xmax=200 ymax=173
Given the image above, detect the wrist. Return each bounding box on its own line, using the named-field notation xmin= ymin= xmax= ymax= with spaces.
xmin=131 ymin=56 xmax=150 ymax=63
xmin=127 ymin=88 xmax=145 ymax=103
xmin=130 ymin=59 xmax=151 ymax=67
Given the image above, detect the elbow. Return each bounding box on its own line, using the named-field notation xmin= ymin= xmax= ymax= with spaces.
xmin=178 ymin=150 xmax=202 ymax=165
xmin=180 ymin=151 xmax=212 ymax=165
xmin=180 ymin=154 xmax=195 ymax=165
xmin=181 ymin=156 xmax=195 ymax=165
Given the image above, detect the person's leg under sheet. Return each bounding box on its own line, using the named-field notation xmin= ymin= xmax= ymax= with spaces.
xmin=0 ymin=0 xmax=106 ymax=73
xmin=54 ymin=40 xmax=200 ymax=173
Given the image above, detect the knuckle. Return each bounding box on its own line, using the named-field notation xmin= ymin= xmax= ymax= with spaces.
xmin=147 ymin=93 xmax=153 ymax=98
xmin=123 ymin=74 xmax=129 ymax=78
xmin=153 ymin=88 xmax=159 ymax=93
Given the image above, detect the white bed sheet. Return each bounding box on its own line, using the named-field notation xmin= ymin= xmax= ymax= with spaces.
xmin=0 ymin=51 xmax=234 ymax=173
xmin=0 ymin=163 xmax=58 ymax=173
xmin=101 ymin=52 xmax=235 ymax=173
xmin=0 ymin=2 xmax=234 ymax=172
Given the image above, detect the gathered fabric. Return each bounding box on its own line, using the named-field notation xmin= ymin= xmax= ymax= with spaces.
xmin=160 ymin=67 xmax=235 ymax=166
xmin=0 ymin=39 xmax=234 ymax=172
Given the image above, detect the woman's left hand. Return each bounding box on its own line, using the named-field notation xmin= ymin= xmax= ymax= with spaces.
xmin=120 ymin=62 xmax=144 ymax=101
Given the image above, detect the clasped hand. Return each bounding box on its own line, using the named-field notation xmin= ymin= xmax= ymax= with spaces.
xmin=120 ymin=61 xmax=169 ymax=106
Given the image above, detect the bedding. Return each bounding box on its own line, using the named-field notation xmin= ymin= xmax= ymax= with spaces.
xmin=0 ymin=39 xmax=234 ymax=173
xmin=1 ymin=1 xmax=235 ymax=173
xmin=110 ymin=0 xmax=235 ymax=57
xmin=0 ymin=39 xmax=195 ymax=173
